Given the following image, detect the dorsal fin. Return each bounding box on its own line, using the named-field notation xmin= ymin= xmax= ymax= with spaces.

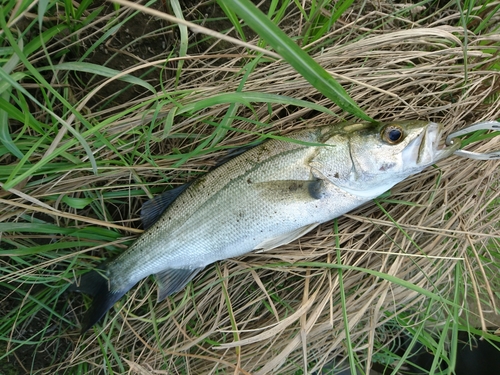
xmin=141 ymin=143 xmax=262 ymax=229
xmin=214 ymin=142 xmax=262 ymax=168
xmin=141 ymin=183 xmax=191 ymax=230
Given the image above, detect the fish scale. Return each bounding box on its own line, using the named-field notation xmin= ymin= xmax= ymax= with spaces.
xmin=72 ymin=120 xmax=460 ymax=332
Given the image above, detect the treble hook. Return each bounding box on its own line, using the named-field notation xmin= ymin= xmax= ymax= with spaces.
xmin=445 ymin=121 xmax=500 ymax=160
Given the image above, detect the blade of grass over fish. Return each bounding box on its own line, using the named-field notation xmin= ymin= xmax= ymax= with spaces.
xmin=166 ymin=91 xmax=337 ymax=166
xmin=224 ymin=0 xmax=373 ymax=121
xmin=168 ymin=118 xmax=338 ymax=167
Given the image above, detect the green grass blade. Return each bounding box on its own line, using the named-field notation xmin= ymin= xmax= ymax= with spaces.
xmin=170 ymin=0 xmax=188 ymax=88
xmin=0 ymin=11 xmax=98 ymax=175
xmin=38 ymin=62 xmax=156 ymax=93
xmin=224 ymin=0 xmax=373 ymax=121
xmin=0 ymin=89 xmax=24 ymax=159
xmin=176 ymin=91 xmax=336 ymax=117
xmin=37 ymin=0 xmax=50 ymax=29
xmin=23 ymin=24 xmax=67 ymax=57
xmin=217 ymin=0 xmax=247 ymax=41
xmin=0 ymin=38 xmax=25 ymax=159
xmin=334 ymin=219 xmax=359 ymax=374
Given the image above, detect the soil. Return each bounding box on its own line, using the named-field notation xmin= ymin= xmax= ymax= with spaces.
xmin=76 ymin=0 xmax=244 ymax=109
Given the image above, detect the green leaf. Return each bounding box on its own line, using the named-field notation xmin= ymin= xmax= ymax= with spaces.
xmin=176 ymin=92 xmax=336 ymax=117
xmin=38 ymin=62 xmax=156 ymax=93
xmin=217 ymin=0 xmax=246 ymax=41
xmin=61 ymin=195 xmax=94 ymax=209
xmin=0 ymin=98 xmax=24 ymax=159
xmin=0 ymin=11 xmax=99 ymax=175
xmin=0 ymin=37 xmax=25 ymax=159
xmin=24 ymin=24 xmax=68 ymax=57
xmin=0 ymin=95 xmax=24 ymax=159
xmin=0 ymin=223 xmax=78 ymax=234
xmin=224 ymin=0 xmax=373 ymax=121
xmin=170 ymin=0 xmax=188 ymax=87
xmin=38 ymin=0 xmax=50 ymax=29
xmin=0 ymin=241 xmax=98 ymax=256
xmin=0 ymin=71 xmax=25 ymax=96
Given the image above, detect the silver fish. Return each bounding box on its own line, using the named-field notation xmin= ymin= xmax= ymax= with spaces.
xmin=73 ymin=121 xmax=459 ymax=332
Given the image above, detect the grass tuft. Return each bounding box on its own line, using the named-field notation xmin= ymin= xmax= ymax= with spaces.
xmin=1 ymin=0 xmax=499 ymax=374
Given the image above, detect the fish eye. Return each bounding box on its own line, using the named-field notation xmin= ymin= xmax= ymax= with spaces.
xmin=382 ymin=125 xmax=404 ymax=144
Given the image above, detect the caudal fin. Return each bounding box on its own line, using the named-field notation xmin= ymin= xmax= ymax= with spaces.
xmin=71 ymin=269 xmax=134 ymax=334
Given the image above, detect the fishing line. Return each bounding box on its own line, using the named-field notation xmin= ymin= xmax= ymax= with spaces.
xmin=445 ymin=120 xmax=500 ymax=160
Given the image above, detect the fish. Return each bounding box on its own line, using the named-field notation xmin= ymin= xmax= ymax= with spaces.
xmin=72 ymin=120 xmax=460 ymax=332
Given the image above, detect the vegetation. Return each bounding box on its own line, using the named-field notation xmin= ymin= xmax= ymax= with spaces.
xmin=1 ymin=0 xmax=499 ymax=373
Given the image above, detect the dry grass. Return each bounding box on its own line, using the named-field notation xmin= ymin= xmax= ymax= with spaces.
xmin=1 ymin=1 xmax=500 ymax=374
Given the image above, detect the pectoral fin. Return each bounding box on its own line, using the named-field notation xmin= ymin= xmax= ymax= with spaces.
xmin=254 ymin=222 xmax=320 ymax=252
xmin=254 ymin=179 xmax=329 ymax=201
xmin=155 ymin=267 xmax=204 ymax=301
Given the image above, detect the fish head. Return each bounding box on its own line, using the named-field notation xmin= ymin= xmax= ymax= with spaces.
xmin=315 ymin=121 xmax=460 ymax=198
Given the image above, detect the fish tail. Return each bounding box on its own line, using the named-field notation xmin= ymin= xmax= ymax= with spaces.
xmin=71 ymin=269 xmax=134 ymax=334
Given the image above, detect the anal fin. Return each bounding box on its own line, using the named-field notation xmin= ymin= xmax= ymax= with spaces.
xmin=155 ymin=267 xmax=204 ymax=301
xmin=254 ymin=223 xmax=320 ymax=252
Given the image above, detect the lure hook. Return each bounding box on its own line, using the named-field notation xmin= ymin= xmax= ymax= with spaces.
xmin=445 ymin=120 xmax=500 ymax=160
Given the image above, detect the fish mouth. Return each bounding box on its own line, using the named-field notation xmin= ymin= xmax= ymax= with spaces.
xmin=405 ymin=122 xmax=460 ymax=167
